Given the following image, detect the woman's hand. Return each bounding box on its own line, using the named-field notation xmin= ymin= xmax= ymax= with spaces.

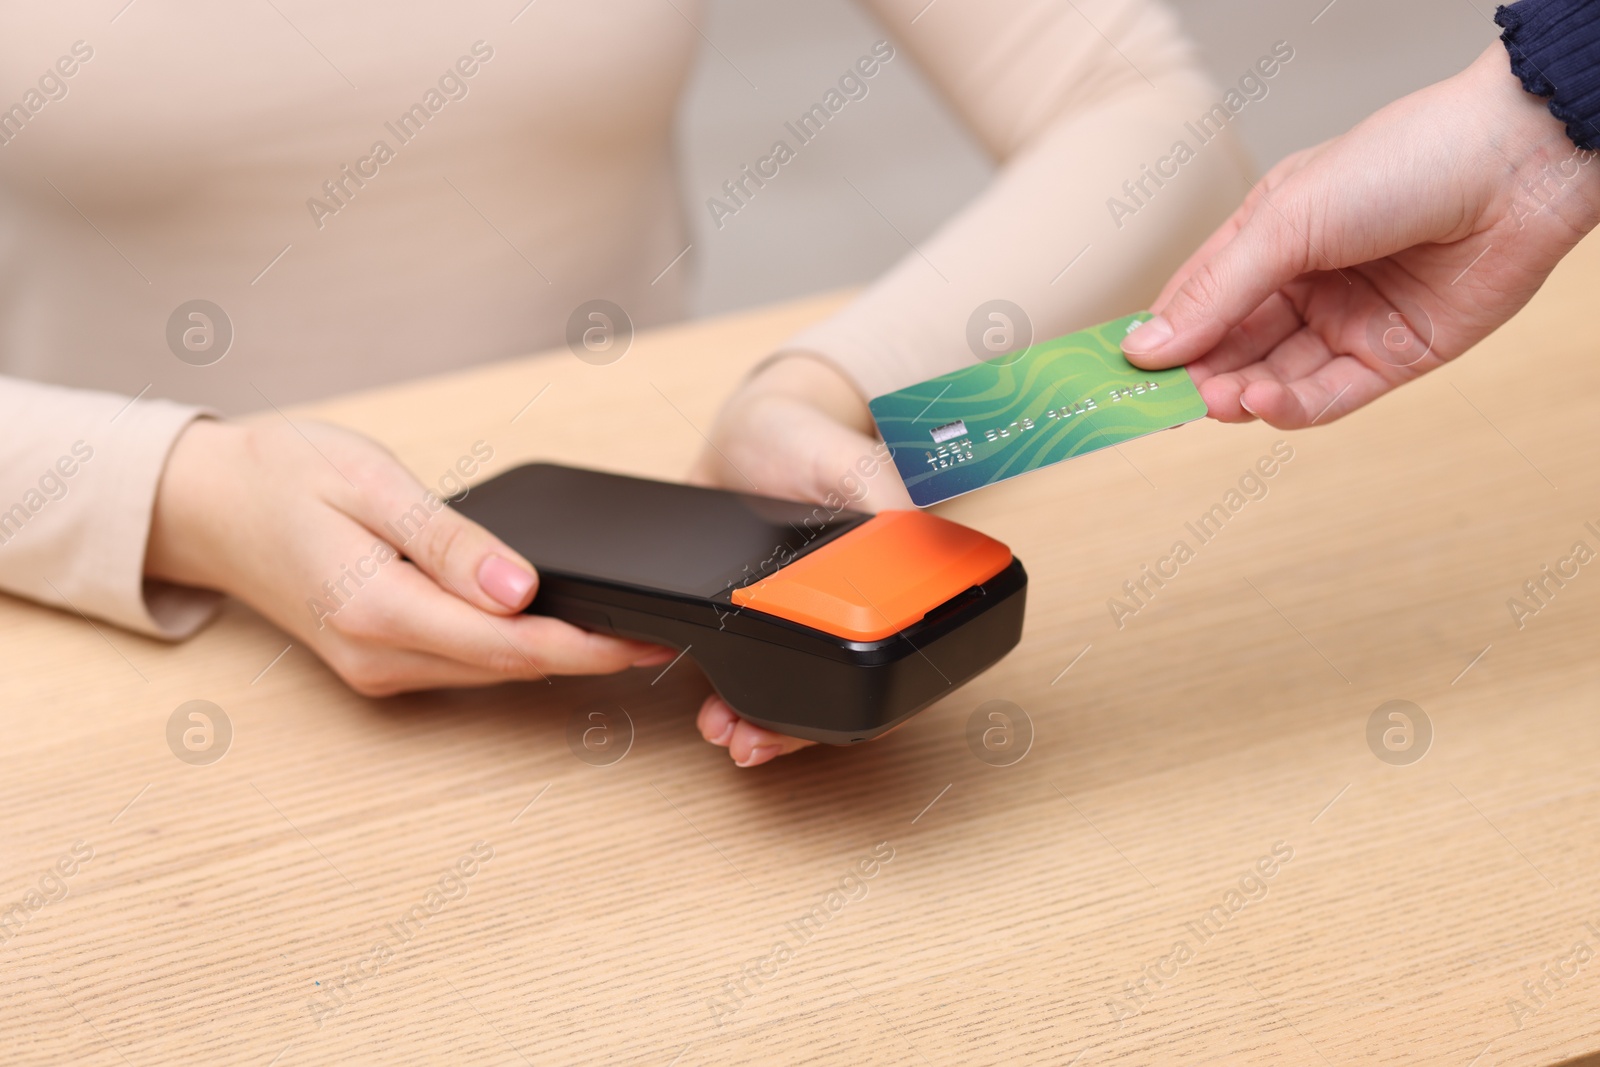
xmin=690 ymin=352 xmax=911 ymax=512
xmin=146 ymin=419 xmax=671 ymax=696
xmin=691 ymin=352 xmax=908 ymax=767
xmin=1121 ymin=44 xmax=1600 ymax=427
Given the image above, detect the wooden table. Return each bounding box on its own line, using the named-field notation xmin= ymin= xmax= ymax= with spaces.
xmin=6 ymin=236 xmax=1600 ymax=1067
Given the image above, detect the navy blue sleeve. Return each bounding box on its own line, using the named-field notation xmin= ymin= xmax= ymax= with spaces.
xmin=1496 ymin=0 xmax=1600 ymax=150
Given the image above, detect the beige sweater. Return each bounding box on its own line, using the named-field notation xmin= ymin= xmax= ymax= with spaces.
xmin=0 ymin=0 xmax=1250 ymax=637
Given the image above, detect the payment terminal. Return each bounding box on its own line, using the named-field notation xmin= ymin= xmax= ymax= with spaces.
xmin=454 ymin=464 xmax=1027 ymax=744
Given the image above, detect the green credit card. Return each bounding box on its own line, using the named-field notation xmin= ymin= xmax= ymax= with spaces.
xmin=868 ymin=312 xmax=1207 ymax=507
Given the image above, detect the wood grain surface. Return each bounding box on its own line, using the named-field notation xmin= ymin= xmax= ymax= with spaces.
xmin=4 ymin=237 xmax=1600 ymax=1066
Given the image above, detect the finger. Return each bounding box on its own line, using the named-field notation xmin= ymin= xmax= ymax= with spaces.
xmin=1193 ymin=373 xmax=1257 ymax=424
xmin=1132 ymin=145 xmax=1329 ymax=365
xmin=1151 ymin=142 xmax=1326 ymax=306
xmin=331 ymin=561 xmax=667 ymax=677
xmin=1185 ymin=290 xmax=1306 ymax=384
xmin=1204 ymin=343 xmax=1393 ymax=429
xmin=697 ymin=694 xmax=739 ymax=746
xmin=1195 ymin=326 xmax=1336 ymax=422
xmin=343 ymin=461 xmax=542 ymax=616
xmin=1241 ymin=354 xmax=1394 ymax=429
xmin=320 ymin=624 xmax=668 ymax=698
xmin=714 ymin=390 xmax=911 ymax=512
xmin=1147 ymin=292 xmax=1304 ymax=423
xmin=1145 ymin=195 xmax=1259 ymax=317
xmin=1123 ymin=184 xmax=1320 ymax=370
xmin=695 ymin=695 xmax=815 ymax=767
xmin=1253 ymin=320 xmax=1343 ymax=383
xmin=813 ymin=427 xmax=912 ymax=514
xmin=685 ymin=451 xmax=721 ymax=490
xmin=321 ymin=641 xmax=539 ymax=697
xmin=728 ymin=713 xmax=815 ymax=767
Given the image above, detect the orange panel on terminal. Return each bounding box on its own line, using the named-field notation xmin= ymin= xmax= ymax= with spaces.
xmin=729 ymin=510 xmax=1012 ymax=641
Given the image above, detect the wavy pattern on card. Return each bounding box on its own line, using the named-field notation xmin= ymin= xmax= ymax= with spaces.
xmin=869 ymin=313 xmax=1207 ymax=506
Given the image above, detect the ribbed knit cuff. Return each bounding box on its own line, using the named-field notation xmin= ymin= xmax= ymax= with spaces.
xmin=1497 ymin=0 xmax=1600 ymax=151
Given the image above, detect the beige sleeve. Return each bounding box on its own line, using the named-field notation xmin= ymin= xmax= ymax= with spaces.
xmin=0 ymin=376 xmax=222 ymax=639
xmin=790 ymin=0 xmax=1256 ymax=398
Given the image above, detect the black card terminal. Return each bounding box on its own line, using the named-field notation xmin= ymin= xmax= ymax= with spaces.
xmin=453 ymin=464 xmax=1027 ymax=744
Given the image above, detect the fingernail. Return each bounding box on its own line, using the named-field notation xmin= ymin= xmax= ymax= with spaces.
xmin=632 ymin=648 xmax=676 ymax=668
xmin=478 ymin=554 xmax=536 ymax=609
xmin=736 ymin=744 xmax=781 ymax=768
xmin=1122 ymin=315 xmax=1174 ymax=356
xmin=709 ymin=718 xmax=735 ymax=746
xmin=1239 ymin=394 xmax=1258 ymax=415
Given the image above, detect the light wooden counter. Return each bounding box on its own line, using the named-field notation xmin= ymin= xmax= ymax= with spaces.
xmin=5 ymin=236 xmax=1600 ymax=1066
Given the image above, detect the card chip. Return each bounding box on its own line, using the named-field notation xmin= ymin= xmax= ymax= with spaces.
xmin=929 ymin=420 xmax=968 ymax=444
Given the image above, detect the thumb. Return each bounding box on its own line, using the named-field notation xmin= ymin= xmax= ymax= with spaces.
xmin=1122 ymin=190 xmax=1314 ymax=369
xmin=354 ymin=479 xmax=541 ymax=615
xmin=404 ymin=502 xmax=540 ymax=613
xmin=820 ymin=427 xmax=913 ymax=513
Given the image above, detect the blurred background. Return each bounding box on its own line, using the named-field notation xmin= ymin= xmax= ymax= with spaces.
xmin=678 ymin=0 xmax=1500 ymax=316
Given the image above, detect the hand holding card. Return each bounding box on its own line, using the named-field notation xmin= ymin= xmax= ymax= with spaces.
xmin=867 ymin=313 xmax=1207 ymax=507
